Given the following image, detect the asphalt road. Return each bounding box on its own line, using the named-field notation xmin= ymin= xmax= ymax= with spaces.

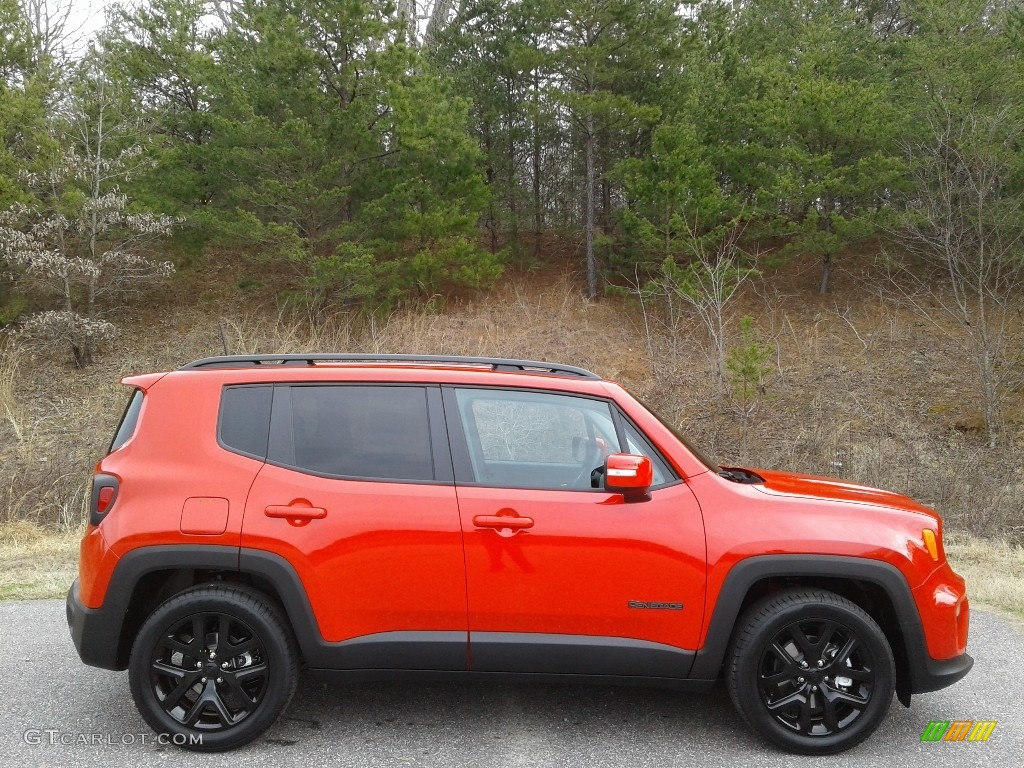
xmin=1 ymin=600 xmax=1020 ymax=768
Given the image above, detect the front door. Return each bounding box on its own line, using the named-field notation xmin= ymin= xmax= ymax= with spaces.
xmin=444 ymin=387 xmax=706 ymax=677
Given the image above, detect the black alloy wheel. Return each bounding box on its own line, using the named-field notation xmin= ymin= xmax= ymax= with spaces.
xmin=727 ymin=589 xmax=895 ymax=755
xmin=129 ymin=584 xmax=298 ymax=751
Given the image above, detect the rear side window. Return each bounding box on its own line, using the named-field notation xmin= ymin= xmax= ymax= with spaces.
xmin=219 ymin=385 xmax=273 ymax=459
xmin=269 ymin=385 xmax=434 ymax=482
xmin=109 ymin=389 xmax=144 ymax=453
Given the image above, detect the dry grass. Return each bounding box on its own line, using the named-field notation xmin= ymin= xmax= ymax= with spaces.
xmin=628 ymin=257 xmax=1024 ymax=543
xmin=946 ymin=532 xmax=1024 ymax=620
xmin=0 ymin=338 xmax=24 ymax=441
xmin=0 ymin=521 xmax=80 ymax=600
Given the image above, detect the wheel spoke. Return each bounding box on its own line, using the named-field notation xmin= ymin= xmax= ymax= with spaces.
xmin=797 ymin=694 xmax=813 ymax=733
xmin=223 ymin=674 xmax=259 ymax=712
xmin=216 ymin=615 xmax=231 ymax=651
xmin=842 ymin=666 xmax=873 ymax=682
xmin=161 ymin=637 xmax=194 ymax=657
xmin=761 ymin=640 xmax=799 ymax=689
xmin=814 ymin=621 xmax=837 ymax=653
xmin=208 ymin=687 xmax=236 ymax=725
xmin=768 ymin=640 xmax=798 ymax=666
xmin=790 ymin=625 xmax=815 ymax=658
xmin=161 ymin=673 xmax=198 ymax=711
xmin=151 ymin=659 xmax=187 ymax=680
xmin=182 ymin=693 xmax=207 ymax=726
xmin=820 ymin=688 xmax=839 ymax=732
xmin=234 ymin=662 xmax=268 ymax=684
xmin=765 ymin=689 xmax=805 ymax=713
xmin=228 ymin=637 xmax=259 ymax=657
xmin=191 ymin=615 xmax=205 ymax=647
xmin=831 ymin=636 xmax=858 ymax=666
xmin=824 ymin=686 xmax=869 ymax=711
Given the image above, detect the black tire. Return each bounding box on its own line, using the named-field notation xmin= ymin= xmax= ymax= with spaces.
xmin=128 ymin=583 xmax=298 ymax=752
xmin=726 ymin=589 xmax=895 ymax=755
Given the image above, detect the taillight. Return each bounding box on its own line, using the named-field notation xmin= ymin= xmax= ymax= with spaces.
xmin=97 ymin=486 xmax=115 ymax=514
xmin=90 ymin=474 xmax=119 ymax=526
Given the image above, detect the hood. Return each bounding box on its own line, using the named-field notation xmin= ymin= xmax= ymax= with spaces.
xmin=750 ymin=468 xmax=937 ymax=518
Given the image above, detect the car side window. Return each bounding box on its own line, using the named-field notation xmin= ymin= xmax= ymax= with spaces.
xmin=620 ymin=418 xmax=676 ymax=487
xmin=453 ymin=388 xmax=619 ymax=490
xmin=269 ymin=385 xmax=435 ymax=482
xmin=219 ymin=385 xmax=272 ymax=459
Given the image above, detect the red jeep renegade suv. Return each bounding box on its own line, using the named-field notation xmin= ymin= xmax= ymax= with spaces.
xmin=66 ymin=354 xmax=972 ymax=754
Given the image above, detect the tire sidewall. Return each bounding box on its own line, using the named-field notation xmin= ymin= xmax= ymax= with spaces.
xmin=128 ymin=586 xmax=297 ymax=752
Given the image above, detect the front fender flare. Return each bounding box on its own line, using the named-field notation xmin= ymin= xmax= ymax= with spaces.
xmin=687 ymin=554 xmax=972 ymax=698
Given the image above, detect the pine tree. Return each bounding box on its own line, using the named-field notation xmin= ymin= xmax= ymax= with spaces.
xmin=716 ymin=0 xmax=906 ymax=292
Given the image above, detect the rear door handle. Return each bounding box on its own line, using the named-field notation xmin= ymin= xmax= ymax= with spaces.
xmin=265 ymin=502 xmax=327 ymax=526
xmin=473 ymin=515 xmax=534 ymax=530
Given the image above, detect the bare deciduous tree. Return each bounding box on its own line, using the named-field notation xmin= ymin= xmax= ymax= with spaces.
xmin=656 ymin=221 xmax=757 ymax=394
xmin=897 ymin=103 xmax=1024 ymax=448
xmin=21 ymin=0 xmax=85 ymax=67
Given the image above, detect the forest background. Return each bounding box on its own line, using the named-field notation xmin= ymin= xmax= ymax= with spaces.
xmin=1 ymin=0 xmax=1023 ymax=611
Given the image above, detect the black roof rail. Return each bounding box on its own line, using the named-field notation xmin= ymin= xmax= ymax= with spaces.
xmin=178 ymin=354 xmax=602 ymax=379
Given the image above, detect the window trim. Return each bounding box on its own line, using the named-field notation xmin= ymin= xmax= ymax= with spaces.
xmin=264 ymin=383 xmax=453 ymax=486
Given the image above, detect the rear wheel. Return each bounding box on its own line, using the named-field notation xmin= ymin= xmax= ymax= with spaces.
xmin=726 ymin=589 xmax=894 ymax=755
xmin=128 ymin=584 xmax=298 ymax=751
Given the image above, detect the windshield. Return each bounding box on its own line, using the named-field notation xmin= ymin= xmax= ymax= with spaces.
xmin=637 ymin=397 xmax=721 ymax=473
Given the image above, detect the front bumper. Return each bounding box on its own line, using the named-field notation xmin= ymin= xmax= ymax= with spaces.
xmin=912 ymin=649 xmax=974 ymax=694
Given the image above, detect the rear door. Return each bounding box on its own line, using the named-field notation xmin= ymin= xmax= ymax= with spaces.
xmin=241 ymin=383 xmax=468 ymax=670
xmin=446 ymin=387 xmax=706 ymax=678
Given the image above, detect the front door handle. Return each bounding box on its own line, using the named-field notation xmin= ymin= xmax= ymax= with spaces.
xmin=473 ymin=515 xmax=534 ymax=530
xmin=265 ymin=501 xmax=327 ymax=527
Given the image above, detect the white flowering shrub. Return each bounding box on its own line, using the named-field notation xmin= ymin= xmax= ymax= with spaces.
xmin=19 ymin=310 xmax=119 ymax=367
xmin=0 ymin=56 xmax=180 ymax=366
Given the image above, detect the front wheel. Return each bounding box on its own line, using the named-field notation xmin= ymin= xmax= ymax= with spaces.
xmin=128 ymin=584 xmax=298 ymax=751
xmin=726 ymin=589 xmax=895 ymax=755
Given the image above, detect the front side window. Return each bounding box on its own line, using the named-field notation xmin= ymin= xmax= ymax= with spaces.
xmin=270 ymin=385 xmax=434 ymax=482
xmin=621 ymin=419 xmax=673 ymax=487
xmin=454 ymin=388 xmax=619 ymax=490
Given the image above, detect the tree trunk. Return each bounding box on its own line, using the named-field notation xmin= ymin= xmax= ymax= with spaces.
xmin=506 ymin=80 xmax=518 ymax=250
xmin=585 ymin=108 xmax=597 ymax=300
xmin=532 ymin=71 xmax=543 ymax=260
xmin=819 ymin=202 xmax=835 ymax=294
xmin=396 ymin=0 xmax=417 ymax=45
xmin=482 ymin=122 xmax=498 ymax=253
xmin=819 ymin=253 xmax=832 ymax=294
xmin=600 ymin=128 xmax=611 ymax=236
